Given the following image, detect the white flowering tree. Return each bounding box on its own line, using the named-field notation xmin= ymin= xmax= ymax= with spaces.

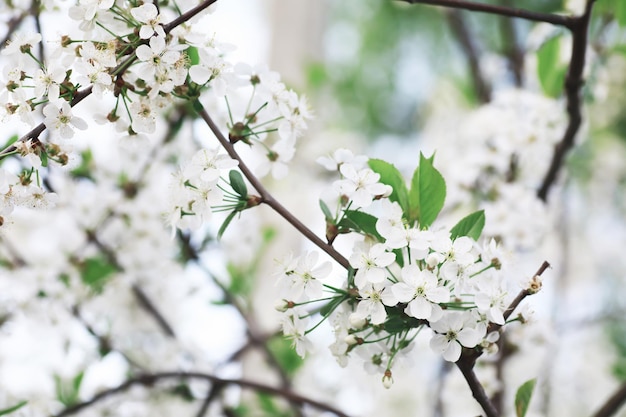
xmin=0 ymin=1 xmax=625 ymax=417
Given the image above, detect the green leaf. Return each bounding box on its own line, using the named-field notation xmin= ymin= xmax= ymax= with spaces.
xmin=186 ymin=46 xmax=200 ymax=66
xmin=40 ymin=150 xmax=48 ymax=168
xmin=320 ymin=295 xmax=348 ymax=317
xmin=515 ymin=378 xmax=537 ymax=417
xmin=229 ymin=170 xmax=247 ymax=198
xmin=81 ymin=256 xmax=117 ymax=292
xmin=319 ymin=199 xmax=333 ymax=221
xmin=368 ymin=159 xmax=409 ymax=213
xmin=537 ymin=35 xmax=566 ymax=98
xmin=383 ymin=307 xmax=423 ymax=333
xmin=218 ymin=210 xmax=238 ymax=239
xmin=337 ymin=210 xmax=382 ymax=241
xmin=0 ymin=401 xmax=27 ymax=416
xmin=409 ymin=153 xmax=446 ymax=228
xmin=267 ymin=336 xmax=304 ymax=377
xmin=450 ymin=210 xmax=485 ymax=240
xmin=70 ymin=149 xmax=94 ymax=180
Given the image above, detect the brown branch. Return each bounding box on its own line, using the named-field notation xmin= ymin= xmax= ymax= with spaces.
xmin=498 ymin=0 xmax=524 ymax=87
xmin=445 ymin=9 xmax=491 ymax=103
xmin=456 ymin=359 xmax=499 ymax=417
xmin=398 ymin=0 xmax=576 ymax=28
xmin=592 ymin=382 xmax=626 ymax=417
xmin=487 ymin=260 xmax=550 ymax=334
xmin=51 ymin=371 xmax=351 ymax=417
xmin=196 ymin=105 xmax=351 ymax=271
xmin=537 ymin=0 xmax=597 ymax=201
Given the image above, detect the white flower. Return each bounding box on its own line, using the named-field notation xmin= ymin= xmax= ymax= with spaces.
xmin=74 ymin=58 xmax=113 ymax=97
xmin=33 ymin=66 xmax=66 ymax=101
xmin=317 ymin=148 xmax=369 ymax=172
xmin=135 ymin=36 xmax=182 ymax=80
xmin=474 ymin=275 xmax=508 ymax=325
xmin=353 ymin=282 xmax=395 ymax=325
xmin=129 ymin=98 xmax=156 ymax=134
xmin=254 ymin=138 xmax=296 ymax=179
xmin=185 ymin=148 xmax=238 ymax=182
xmin=279 ymin=251 xmax=331 ymax=301
xmin=349 ymin=242 xmax=395 ymax=289
xmin=391 ymin=265 xmax=448 ymax=321
xmin=43 ymin=101 xmax=88 ymax=139
xmin=1 ymin=31 xmax=42 ymax=56
xmin=188 ymin=49 xmax=233 ymax=96
xmin=281 ymin=311 xmax=312 ymax=358
xmin=430 ymin=312 xmax=482 ymax=362
xmin=334 ymin=163 xmax=391 ymax=208
xmin=131 ymin=3 xmax=166 ymax=39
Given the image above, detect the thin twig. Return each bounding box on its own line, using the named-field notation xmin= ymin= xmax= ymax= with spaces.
xmin=537 ymin=0 xmax=597 ymax=201
xmin=51 ymin=371 xmax=351 ymax=417
xmin=398 ymin=0 xmax=575 ymax=28
xmin=196 ymin=105 xmax=351 ymax=270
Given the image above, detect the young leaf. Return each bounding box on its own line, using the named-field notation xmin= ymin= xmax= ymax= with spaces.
xmin=409 ymin=153 xmax=446 ymax=228
xmin=537 ymin=35 xmax=566 ymax=98
xmin=450 ymin=210 xmax=485 ymax=240
xmin=229 ymin=170 xmax=248 ymax=198
xmin=218 ymin=210 xmax=238 ymax=239
xmin=515 ymin=378 xmax=537 ymax=417
xmin=368 ymin=159 xmax=409 ymax=214
xmin=319 ymin=199 xmax=333 ymax=221
xmin=186 ymin=46 xmax=200 ymax=66
xmin=337 ymin=210 xmax=383 ymax=241
xmin=0 ymin=401 xmax=27 ymax=416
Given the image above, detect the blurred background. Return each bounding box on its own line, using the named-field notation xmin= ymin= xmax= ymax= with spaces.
xmin=1 ymin=0 xmax=626 ymax=416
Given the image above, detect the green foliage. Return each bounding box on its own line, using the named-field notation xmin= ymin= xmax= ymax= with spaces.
xmin=80 ymin=256 xmax=117 ymax=292
xmin=319 ymin=199 xmax=333 ymax=221
xmin=186 ymin=46 xmax=200 ymax=65
xmin=229 ymin=170 xmax=248 ymax=198
xmin=408 ymin=153 xmax=446 ymax=228
xmin=256 ymin=393 xmax=294 ymax=417
xmin=267 ymin=336 xmax=304 ymax=378
xmin=368 ymin=158 xmax=409 ymax=212
xmin=217 ymin=210 xmax=238 ymax=240
xmin=320 ymin=295 xmax=349 ymax=318
xmin=384 ymin=306 xmax=423 ymax=333
xmin=70 ymin=149 xmax=94 ymax=180
xmin=55 ymin=372 xmax=84 ymax=407
xmin=537 ymin=34 xmax=567 ymax=98
xmin=514 ymin=378 xmax=537 ymax=417
xmin=450 ymin=210 xmax=485 ymax=240
xmin=337 ymin=210 xmax=383 ymax=241
xmin=0 ymin=401 xmax=27 ymax=416
xmin=608 ymin=319 xmax=626 ymax=380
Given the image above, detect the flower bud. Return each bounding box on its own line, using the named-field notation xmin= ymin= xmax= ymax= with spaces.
xmin=382 ymin=369 xmax=393 ymax=389
xmin=348 ymin=313 xmax=366 ymax=329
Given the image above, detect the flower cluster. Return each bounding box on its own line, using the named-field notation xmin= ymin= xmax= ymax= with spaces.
xmin=275 ymin=151 xmax=536 ymax=387
xmin=167 ymin=147 xmax=238 ymax=233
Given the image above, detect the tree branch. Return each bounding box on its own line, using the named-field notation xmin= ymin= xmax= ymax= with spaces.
xmin=398 ymin=0 xmax=576 ymax=27
xmin=445 ymin=9 xmax=491 ymax=103
xmin=456 ymin=359 xmax=499 ymax=417
xmin=51 ymin=371 xmax=351 ymax=417
xmin=592 ymin=381 xmax=626 ymax=417
xmin=537 ymin=0 xmax=597 ymax=201
xmin=195 ymin=105 xmax=351 ymax=270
